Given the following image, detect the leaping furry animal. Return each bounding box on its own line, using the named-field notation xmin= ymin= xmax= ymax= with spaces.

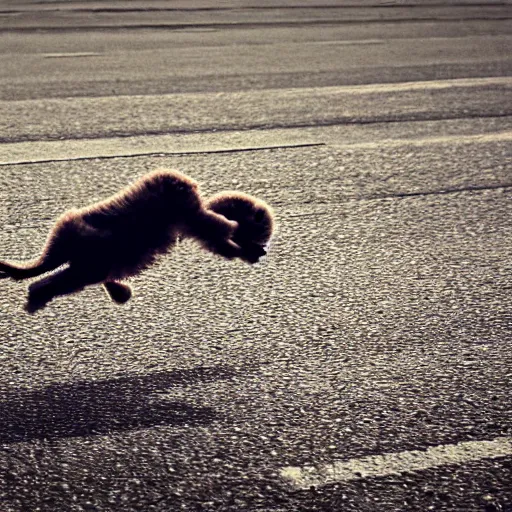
xmin=0 ymin=169 xmax=274 ymax=314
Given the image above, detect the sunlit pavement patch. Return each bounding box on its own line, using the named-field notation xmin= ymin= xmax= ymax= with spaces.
xmin=281 ymin=437 xmax=512 ymax=489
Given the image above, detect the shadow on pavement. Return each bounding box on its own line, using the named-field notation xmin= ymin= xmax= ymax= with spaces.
xmin=0 ymin=365 xmax=235 ymax=443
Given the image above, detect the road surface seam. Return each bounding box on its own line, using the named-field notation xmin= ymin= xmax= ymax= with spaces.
xmin=284 ymin=182 xmax=512 ymax=211
xmin=2 ymin=4 xmax=509 ymax=14
xmin=0 ymin=142 xmax=325 ymax=167
xmin=3 ymin=16 xmax=512 ymax=33
xmin=369 ymin=182 xmax=512 ymax=201
xmin=1 ymin=128 xmax=510 ymax=167
xmin=3 ymin=114 xmax=511 ymax=145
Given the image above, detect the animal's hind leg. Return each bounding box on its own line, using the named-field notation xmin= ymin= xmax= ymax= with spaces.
xmin=25 ymin=266 xmax=104 ymax=314
xmin=0 ymin=230 xmax=71 ymax=281
xmin=103 ymin=281 xmax=132 ymax=304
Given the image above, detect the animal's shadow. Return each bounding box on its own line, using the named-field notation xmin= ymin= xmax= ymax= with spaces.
xmin=0 ymin=366 xmax=235 ymax=444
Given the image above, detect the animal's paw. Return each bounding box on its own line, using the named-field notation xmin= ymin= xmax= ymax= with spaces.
xmin=24 ymin=283 xmax=51 ymax=314
xmin=240 ymin=242 xmax=267 ymax=264
xmin=24 ymin=296 xmax=49 ymax=314
xmin=104 ymin=281 xmax=132 ymax=304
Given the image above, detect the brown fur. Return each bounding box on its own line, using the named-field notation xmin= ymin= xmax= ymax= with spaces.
xmin=205 ymin=191 xmax=274 ymax=249
xmin=0 ymin=169 xmax=272 ymax=314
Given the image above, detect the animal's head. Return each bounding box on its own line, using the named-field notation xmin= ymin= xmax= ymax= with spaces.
xmin=205 ymin=191 xmax=274 ymax=248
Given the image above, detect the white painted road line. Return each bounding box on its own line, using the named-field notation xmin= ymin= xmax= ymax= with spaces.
xmin=281 ymin=437 xmax=512 ymax=489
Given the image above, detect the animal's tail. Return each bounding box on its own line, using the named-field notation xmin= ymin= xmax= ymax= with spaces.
xmin=0 ymin=259 xmax=56 ymax=280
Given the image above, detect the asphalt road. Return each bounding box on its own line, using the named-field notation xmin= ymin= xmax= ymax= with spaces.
xmin=0 ymin=2 xmax=511 ymax=511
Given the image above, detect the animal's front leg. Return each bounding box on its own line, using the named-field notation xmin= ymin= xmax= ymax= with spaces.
xmin=204 ymin=238 xmax=266 ymax=264
xmin=203 ymin=238 xmax=244 ymax=260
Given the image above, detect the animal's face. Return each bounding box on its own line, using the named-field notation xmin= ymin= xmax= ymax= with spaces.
xmin=206 ymin=192 xmax=274 ymax=247
xmin=233 ymin=203 xmax=272 ymax=247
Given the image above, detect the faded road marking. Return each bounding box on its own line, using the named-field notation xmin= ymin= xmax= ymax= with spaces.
xmin=43 ymin=52 xmax=102 ymax=58
xmin=281 ymin=437 xmax=512 ymax=489
xmin=333 ymin=130 xmax=512 ymax=150
xmin=321 ymin=76 xmax=512 ymax=95
xmin=0 ymin=129 xmax=324 ymax=166
xmin=1 ymin=128 xmax=511 ymax=167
